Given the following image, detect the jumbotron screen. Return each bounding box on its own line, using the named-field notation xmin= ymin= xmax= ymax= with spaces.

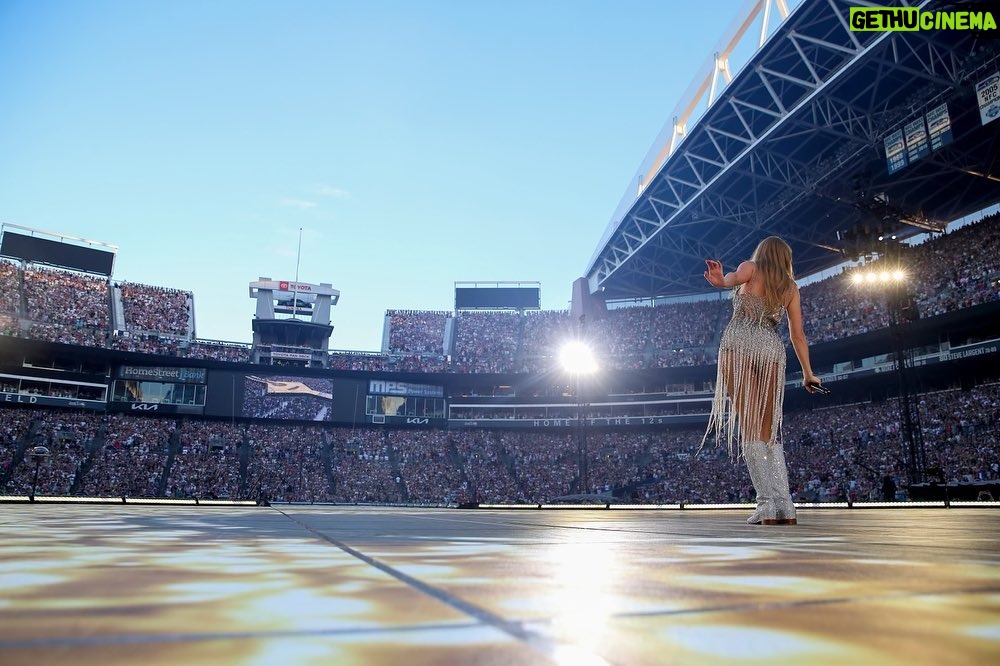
xmin=455 ymin=286 xmax=540 ymax=310
xmin=1 ymin=231 xmax=115 ymax=275
xmin=242 ymin=375 xmax=333 ymax=421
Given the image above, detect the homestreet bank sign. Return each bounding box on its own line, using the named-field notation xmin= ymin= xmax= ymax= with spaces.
xmin=117 ymin=366 xmax=207 ymax=383
xmin=850 ymin=6 xmax=998 ymax=31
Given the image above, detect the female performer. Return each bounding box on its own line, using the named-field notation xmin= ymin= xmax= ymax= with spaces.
xmin=703 ymin=236 xmax=821 ymax=525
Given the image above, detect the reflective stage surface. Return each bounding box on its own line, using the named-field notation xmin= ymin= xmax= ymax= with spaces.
xmin=1 ymin=505 xmax=998 ymax=665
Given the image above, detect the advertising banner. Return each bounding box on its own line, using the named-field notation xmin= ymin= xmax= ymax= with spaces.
xmin=369 ymin=414 xmax=446 ymax=427
xmin=110 ymin=402 xmax=205 ymax=415
xmin=448 ymin=414 xmax=707 ymax=429
xmin=368 ymin=380 xmax=444 ymax=398
xmin=0 ymin=392 xmax=106 ymax=411
xmin=117 ymin=366 xmax=207 ymax=384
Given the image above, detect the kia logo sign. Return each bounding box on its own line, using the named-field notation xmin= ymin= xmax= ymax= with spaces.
xmin=406 ymin=417 xmax=429 ymax=425
xmin=131 ymin=403 xmax=159 ymax=411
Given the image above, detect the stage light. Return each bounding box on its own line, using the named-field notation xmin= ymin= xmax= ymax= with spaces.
xmin=559 ymin=341 xmax=598 ymax=375
xmin=851 ymin=266 xmax=909 ymax=286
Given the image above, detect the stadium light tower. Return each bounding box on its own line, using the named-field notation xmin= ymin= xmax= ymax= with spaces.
xmin=560 ymin=317 xmax=598 ymax=495
xmin=843 ymin=228 xmax=926 ymax=488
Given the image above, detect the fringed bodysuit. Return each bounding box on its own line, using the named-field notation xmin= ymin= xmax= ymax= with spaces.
xmin=705 ymin=289 xmax=786 ymax=459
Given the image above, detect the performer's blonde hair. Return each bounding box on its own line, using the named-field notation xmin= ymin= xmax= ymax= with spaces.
xmin=750 ymin=236 xmax=795 ymax=310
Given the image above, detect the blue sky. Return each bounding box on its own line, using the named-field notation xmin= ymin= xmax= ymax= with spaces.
xmin=0 ymin=0 xmax=785 ymax=352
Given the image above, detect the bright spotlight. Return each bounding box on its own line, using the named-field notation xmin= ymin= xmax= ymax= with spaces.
xmin=892 ymin=270 xmax=905 ymax=281
xmin=560 ymin=341 xmax=598 ymax=375
xmin=852 ymin=273 xmax=864 ymax=284
xmin=865 ymin=272 xmax=877 ymax=283
xmin=880 ymin=271 xmax=891 ymax=282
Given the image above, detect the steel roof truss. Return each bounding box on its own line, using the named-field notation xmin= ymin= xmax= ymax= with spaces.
xmin=699 ymin=195 xmax=759 ymax=228
xmin=684 ymin=149 xmax=727 ymax=171
xmin=826 ymin=0 xmax=863 ymax=51
xmin=589 ymin=0 xmax=977 ymax=297
xmin=788 ymin=34 xmax=824 ymax=85
xmin=626 ymin=214 xmax=661 ymax=242
xmin=708 ymin=199 xmax=830 ymax=251
xmin=705 ymin=130 xmax=733 ymax=166
xmin=727 ymin=99 xmax=758 ymax=140
xmin=666 ymin=173 xmax=702 ymax=192
xmin=648 ymin=194 xmax=681 ymax=212
xmin=891 ymin=32 xmax=962 ymax=83
xmin=730 ymin=97 xmax=784 ymax=119
xmin=658 ymin=232 xmax=716 ymax=265
xmin=618 ymin=254 xmax=689 ymax=289
xmin=682 ymin=153 xmax=708 ymax=187
xmin=645 ymin=198 xmax=670 ymax=224
xmin=705 ymin=124 xmax=754 ymax=147
xmin=755 ymin=67 xmax=789 ymax=115
xmin=742 ymin=151 xmax=813 ymax=192
xmin=664 ymin=179 xmax=686 ymax=212
xmin=788 ymin=28 xmax=859 ymax=58
xmin=804 ymin=97 xmax=876 ymax=142
xmin=758 ymin=65 xmax=819 ymax=94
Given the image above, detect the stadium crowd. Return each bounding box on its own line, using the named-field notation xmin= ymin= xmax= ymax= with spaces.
xmin=167 ymin=420 xmax=242 ymax=499
xmin=453 ymin=310 xmax=520 ymax=373
xmin=0 ymin=259 xmax=19 ymax=316
xmin=245 ymin=423 xmax=330 ymax=502
xmin=1 ymin=381 xmax=997 ymax=504
xmin=0 ymin=212 xmax=996 ymax=373
xmin=118 ymin=282 xmax=193 ymax=336
xmin=185 ymin=341 xmax=253 ymax=363
xmin=79 ymin=415 xmax=174 ymax=497
xmin=379 ymin=213 xmax=1000 ymax=373
xmin=386 ymin=310 xmax=449 ymax=354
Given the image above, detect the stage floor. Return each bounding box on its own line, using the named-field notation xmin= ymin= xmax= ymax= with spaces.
xmin=1 ymin=504 xmax=998 ymax=665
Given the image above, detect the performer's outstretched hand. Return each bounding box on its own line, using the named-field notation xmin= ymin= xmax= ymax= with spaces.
xmin=704 ymin=259 xmax=725 ymax=288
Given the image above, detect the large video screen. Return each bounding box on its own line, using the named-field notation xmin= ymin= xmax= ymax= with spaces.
xmin=455 ymin=286 xmax=540 ymax=310
xmin=242 ymin=375 xmax=333 ymax=421
xmin=1 ymin=231 xmax=115 ymax=275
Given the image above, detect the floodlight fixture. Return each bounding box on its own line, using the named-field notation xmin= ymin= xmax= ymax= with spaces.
xmin=560 ymin=340 xmax=598 ymax=375
xmin=851 ymin=268 xmax=907 ymax=286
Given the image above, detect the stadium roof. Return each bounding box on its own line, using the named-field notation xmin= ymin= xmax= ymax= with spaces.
xmin=587 ymin=0 xmax=1000 ymax=301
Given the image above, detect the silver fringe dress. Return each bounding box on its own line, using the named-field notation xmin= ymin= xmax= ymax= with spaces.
xmin=704 ymin=290 xmax=786 ymax=459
